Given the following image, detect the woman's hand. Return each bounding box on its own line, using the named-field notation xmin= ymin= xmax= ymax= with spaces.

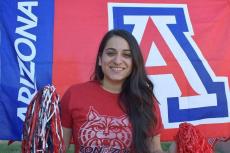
xmin=147 ymin=134 xmax=165 ymax=153
xmin=147 ymin=135 xmax=177 ymax=153
xmin=168 ymin=142 xmax=177 ymax=153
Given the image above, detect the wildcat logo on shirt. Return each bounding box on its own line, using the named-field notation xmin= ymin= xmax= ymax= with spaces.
xmin=79 ymin=107 xmax=132 ymax=153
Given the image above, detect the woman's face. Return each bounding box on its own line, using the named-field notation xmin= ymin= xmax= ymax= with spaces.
xmin=99 ymin=36 xmax=133 ymax=87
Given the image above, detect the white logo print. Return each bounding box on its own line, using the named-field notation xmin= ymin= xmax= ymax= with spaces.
xmin=79 ymin=107 xmax=132 ymax=153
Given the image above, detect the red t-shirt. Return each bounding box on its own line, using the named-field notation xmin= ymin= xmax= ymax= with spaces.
xmin=61 ymin=81 xmax=163 ymax=153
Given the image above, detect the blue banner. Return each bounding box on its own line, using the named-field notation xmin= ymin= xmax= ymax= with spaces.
xmin=0 ymin=0 xmax=54 ymax=140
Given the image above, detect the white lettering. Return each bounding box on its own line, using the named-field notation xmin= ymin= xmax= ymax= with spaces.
xmin=17 ymin=57 xmax=35 ymax=83
xmin=16 ymin=16 xmax=37 ymax=41
xmin=16 ymin=1 xmax=38 ymax=121
xmin=18 ymin=2 xmax=38 ymax=22
xmin=15 ymin=37 xmax=36 ymax=62
xmin=18 ymin=87 xmax=36 ymax=105
xmin=20 ymin=77 xmax=35 ymax=89
xmin=17 ymin=107 xmax=27 ymax=121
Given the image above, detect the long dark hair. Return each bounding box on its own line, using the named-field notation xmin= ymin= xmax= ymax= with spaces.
xmin=92 ymin=29 xmax=157 ymax=153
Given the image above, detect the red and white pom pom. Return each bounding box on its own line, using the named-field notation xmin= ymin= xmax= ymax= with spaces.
xmin=22 ymin=85 xmax=66 ymax=153
xmin=175 ymin=122 xmax=213 ymax=153
xmin=208 ymin=136 xmax=230 ymax=146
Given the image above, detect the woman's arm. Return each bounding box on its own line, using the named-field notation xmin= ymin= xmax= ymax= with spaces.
xmin=62 ymin=127 xmax=72 ymax=150
xmin=168 ymin=142 xmax=176 ymax=153
xmin=147 ymin=135 xmax=176 ymax=153
xmin=147 ymin=134 xmax=165 ymax=153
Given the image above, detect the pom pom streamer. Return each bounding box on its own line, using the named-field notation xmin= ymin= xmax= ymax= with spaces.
xmin=22 ymin=85 xmax=66 ymax=153
xmin=175 ymin=122 xmax=213 ymax=153
xmin=208 ymin=136 xmax=230 ymax=146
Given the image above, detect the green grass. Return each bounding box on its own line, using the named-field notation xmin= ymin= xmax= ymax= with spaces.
xmin=0 ymin=141 xmax=171 ymax=153
xmin=0 ymin=141 xmax=74 ymax=153
xmin=0 ymin=141 xmax=21 ymax=153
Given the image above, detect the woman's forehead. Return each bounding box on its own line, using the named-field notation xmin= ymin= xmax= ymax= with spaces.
xmin=105 ymin=36 xmax=130 ymax=50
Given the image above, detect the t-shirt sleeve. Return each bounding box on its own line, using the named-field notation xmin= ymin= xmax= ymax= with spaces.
xmin=149 ymin=101 xmax=164 ymax=136
xmin=60 ymin=87 xmax=73 ymax=128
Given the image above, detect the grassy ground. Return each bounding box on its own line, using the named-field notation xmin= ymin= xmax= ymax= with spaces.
xmin=0 ymin=141 xmax=74 ymax=153
xmin=0 ymin=141 xmax=171 ymax=153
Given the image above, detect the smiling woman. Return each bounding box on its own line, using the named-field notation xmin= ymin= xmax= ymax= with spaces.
xmin=99 ymin=36 xmax=133 ymax=93
xmin=60 ymin=29 xmax=170 ymax=153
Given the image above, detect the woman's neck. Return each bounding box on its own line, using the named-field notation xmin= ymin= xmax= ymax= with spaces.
xmin=101 ymin=79 xmax=122 ymax=94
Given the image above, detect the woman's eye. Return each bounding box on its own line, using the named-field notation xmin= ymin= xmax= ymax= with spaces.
xmin=106 ymin=52 xmax=116 ymax=56
xmin=123 ymin=53 xmax=131 ymax=58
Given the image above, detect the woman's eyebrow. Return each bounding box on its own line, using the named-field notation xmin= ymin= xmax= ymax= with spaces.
xmin=104 ymin=48 xmax=131 ymax=52
xmin=104 ymin=48 xmax=116 ymax=51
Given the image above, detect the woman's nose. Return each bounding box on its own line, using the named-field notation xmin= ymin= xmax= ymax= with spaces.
xmin=113 ymin=54 xmax=122 ymax=64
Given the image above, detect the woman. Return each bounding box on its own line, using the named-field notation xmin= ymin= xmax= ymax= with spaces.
xmin=61 ymin=29 xmax=168 ymax=153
